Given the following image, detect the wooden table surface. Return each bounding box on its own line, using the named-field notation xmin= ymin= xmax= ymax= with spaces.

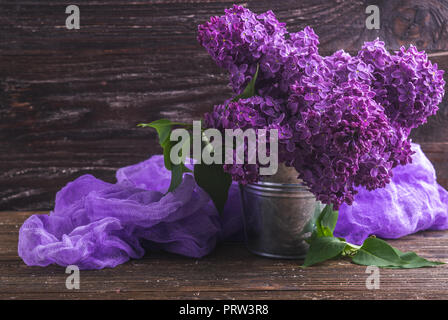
xmin=2 ymin=211 xmax=448 ymax=300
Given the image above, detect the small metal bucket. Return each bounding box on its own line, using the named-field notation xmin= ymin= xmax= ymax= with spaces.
xmin=240 ymin=165 xmax=322 ymax=259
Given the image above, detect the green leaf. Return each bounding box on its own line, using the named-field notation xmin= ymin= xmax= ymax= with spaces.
xmin=165 ymin=133 xmax=192 ymax=192
xmin=352 ymin=237 xmax=404 ymax=267
xmin=139 ymin=119 xmax=193 ymax=193
xmin=315 ymin=204 xmax=338 ymax=237
xmin=162 ymin=140 xmax=175 ymax=171
xmin=167 ymin=164 xmax=191 ymax=192
xmin=352 ymin=237 xmax=444 ymax=268
xmin=302 ymin=206 xmax=445 ymax=269
xmin=300 ymin=203 xmax=323 ymax=238
xmin=138 ymin=119 xmax=173 ymax=145
xmin=391 ymin=246 xmax=444 ymax=268
xmin=194 ymin=163 xmax=232 ymax=214
xmin=302 ymin=236 xmax=347 ymax=267
xmin=138 ymin=119 xmax=193 ymax=145
xmin=342 ymin=242 xmax=361 ymax=257
xmin=166 ymin=161 xmax=191 ymax=193
xmin=232 ymin=64 xmax=259 ymax=102
xmin=165 ymin=133 xmax=192 ymax=171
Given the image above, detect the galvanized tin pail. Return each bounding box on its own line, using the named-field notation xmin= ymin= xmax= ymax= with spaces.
xmin=239 ymin=165 xmax=322 ymax=259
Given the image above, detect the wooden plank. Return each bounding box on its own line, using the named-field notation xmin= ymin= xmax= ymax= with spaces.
xmin=1 ymin=0 xmax=448 ymax=210
xmin=0 ymin=290 xmax=448 ymax=300
xmin=3 ymin=290 xmax=448 ymax=300
xmin=1 ymin=211 xmax=448 ymax=300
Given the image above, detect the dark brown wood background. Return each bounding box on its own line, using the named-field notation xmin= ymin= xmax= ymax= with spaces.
xmin=1 ymin=0 xmax=447 ymax=211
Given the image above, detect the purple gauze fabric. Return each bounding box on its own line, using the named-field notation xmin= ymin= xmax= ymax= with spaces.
xmin=18 ymin=156 xmax=243 ymax=269
xmin=18 ymin=143 xmax=448 ymax=269
xmin=335 ymin=143 xmax=448 ymax=244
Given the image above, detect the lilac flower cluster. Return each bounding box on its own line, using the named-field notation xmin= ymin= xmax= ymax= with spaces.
xmin=204 ymin=96 xmax=287 ymax=184
xmin=285 ymin=80 xmax=412 ymax=206
xmin=358 ymin=39 xmax=445 ymax=130
xmin=197 ymin=5 xmax=320 ymax=99
xmin=199 ymin=5 xmax=445 ymax=208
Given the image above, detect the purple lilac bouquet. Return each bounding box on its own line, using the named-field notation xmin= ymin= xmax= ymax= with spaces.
xmin=198 ymin=5 xmax=445 ymax=209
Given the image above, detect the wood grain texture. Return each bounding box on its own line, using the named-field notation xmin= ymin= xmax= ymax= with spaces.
xmin=1 ymin=211 xmax=448 ymax=300
xmin=1 ymin=0 xmax=448 ymax=210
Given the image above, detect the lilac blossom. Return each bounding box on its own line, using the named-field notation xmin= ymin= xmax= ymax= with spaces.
xmin=199 ymin=7 xmax=445 ymax=208
xmin=204 ymin=96 xmax=288 ymax=185
xmin=358 ymin=39 xmax=445 ymax=129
